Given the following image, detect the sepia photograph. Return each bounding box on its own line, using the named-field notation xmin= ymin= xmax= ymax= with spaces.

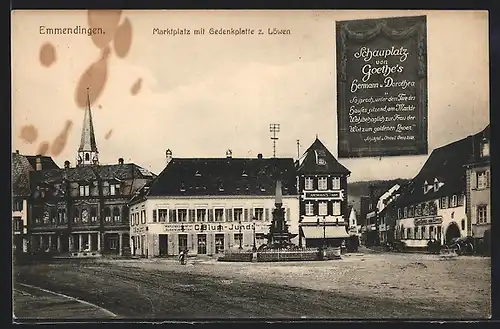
xmin=11 ymin=9 xmax=490 ymax=321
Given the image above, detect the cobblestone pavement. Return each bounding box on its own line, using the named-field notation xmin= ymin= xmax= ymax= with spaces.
xmin=13 ymin=251 xmax=491 ymax=320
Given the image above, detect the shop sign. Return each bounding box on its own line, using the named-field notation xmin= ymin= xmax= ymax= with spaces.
xmin=163 ymin=223 xmax=267 ymax=233
xmin=414 ymin=216 xmax=443 ymax=226
xmin=304 ymin=191 xmax=341 ymax=199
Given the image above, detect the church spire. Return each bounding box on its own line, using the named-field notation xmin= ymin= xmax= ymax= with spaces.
xmin=77 ymin=88 xmax=99 ymax=166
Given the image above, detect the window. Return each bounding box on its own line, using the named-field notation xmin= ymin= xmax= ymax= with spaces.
xmin=234 ymin=233 xmax=243 ymax=247
xmin=90 ymin=208 xmax=97 ymax=223
xmin=197 ymin=234 xmax=207 ymax=254
xmin=305 ymin=177 xmax=314 ymax=190
xmin=477 ymin=205 xmax=488 ymax=224
xmin=158 ymin=209 xmax=168 ymax=222
xmin=196 ymin=209 xmax=207 ymax=222
xmin=403 ymin=207 xmax=408 ymax=218
xmin=178 ymin=234 xmax=188 ymax=253
xmin=153 ymin=209 xmax=157 ymax=223
xmin=414 ymin=227 xmax=419 ymax=239
xmin=13 ymin=200 xmax=23 ymax=212
xmin=421 ymin=226 xmax=426 ymax=240
xmin=79 ymin=185 xmax=90 ymax=196
xmin=407 ymin=228 xmax=412 ymax=239
xmin=85 ymin=153 xmax=90 ymax=161
xmin=254 ymin=208 xmax=264 ymax=221
xmin=451 ymin=195 xmax=458 ymax=207
xmin=461 ymin=219 xmax=465 ymax=231
xmin=332 ymin=201 xmax=341 ymax=216
xmin=110 ymin=184 xmax=120 ymax=196
xmin=481 ymin=141 xmax=489 ymax=157
xmin=189 ymin=209 xmax=196 ymax=222
xmin=422 ymin=203 xmax=429 ymax=216
xmin=169 ymin=209 xmax=176 ymax=222
xmin=134 ymin=213 xmax=139 ymax=225
xmin=318 ymin=158 xmax=326 ymax=166
xmin=178 ymin=209 xmax=188 ymax=222
xmin=13 ymin=217 xmax=22 ymax=231
xmin=440 ymin=197 xmax=448 ymax=209
xmin=429 ymin=226 xmax=434 ymax=239
xmin=415 ymin=204 xmax=422 ymax=216
xmin=457 ymin=195 xmax=464 ymax=206
xmin=397 ymin=208 xmax=402 ymax=219
xmin=317 ymin=202 xmax=328 ymax=216
xmin=305 ymin=202 xmax=314 ymax=216
xmin=332 ymin=177 xmax=341 ymax=190
xmin=477 ymin=171 xmax=489 ymax=190
xmin=318 ymin=177 xmax=328 ymax=191
xmin=408 ymin=206 xmax=414 ymax=217
xmin=233 ymin=208 xmax=243 ymax=222
xmin=215 ymin=234 xmax=225 ymax=254
xmin=104 ymin=207 xmax=111 ymax=222
xmin=114 ymin=208 xmax=121 ymax=222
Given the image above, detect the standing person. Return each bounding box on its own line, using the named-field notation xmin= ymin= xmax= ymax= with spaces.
xmin=179 ymin=249 xmax=185 ymax=265
xmin=183 ymin=249 xmax=189 ymax=265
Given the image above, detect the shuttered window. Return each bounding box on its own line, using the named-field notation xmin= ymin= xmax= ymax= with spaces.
xmin=208 ymin=209 xmax=214 ymax=222
xmin=152 ymin=209 xmax=157 ymax=223
xmin=265 ymin=208 xmax=270 ymax=221
xmin=225 ymin=209 xmax=232 ymax=222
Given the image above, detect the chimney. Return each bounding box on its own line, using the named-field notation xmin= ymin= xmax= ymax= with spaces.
xmin=118 ymin=158 xmax=124 ymax=165
xmin=35 ymin=155 xmax=42 ymax=171
xmin=226 ymin=149 xmax=232 ymax=158
xmin=64 ymin=160 xmax=70 ymax=169
xmin=15 ymin=150 xmax=19 ymax=154
xmin=257 ymin=153 xmax=263 ymax=159
xmin=166 ymin=149 xmax=173 ymax=166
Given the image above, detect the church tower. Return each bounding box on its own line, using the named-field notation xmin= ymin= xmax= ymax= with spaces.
xmin=76 ymin=88 xmax=99 ymax=167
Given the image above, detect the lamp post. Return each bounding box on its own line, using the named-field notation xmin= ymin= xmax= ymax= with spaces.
xmin=238 ymin=216 xmax=243 ymax=250
xmin=252 ymin=216 xmax=257 ymax=252
xmin=323 ymin=215 xmax=326 ymax=248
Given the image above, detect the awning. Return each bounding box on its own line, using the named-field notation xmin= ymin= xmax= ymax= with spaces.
xmin=301 ymin=226 xmax=349 ymax=239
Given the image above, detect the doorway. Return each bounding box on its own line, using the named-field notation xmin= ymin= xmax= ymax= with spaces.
xmin=445 ymin=222 xmax=461 ymax=245
xmin=159 ymin=234 xmax=168 ymax=256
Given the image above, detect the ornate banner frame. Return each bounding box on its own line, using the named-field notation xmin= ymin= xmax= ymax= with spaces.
xmin=336 ymin=16 xmax=428 ymax=158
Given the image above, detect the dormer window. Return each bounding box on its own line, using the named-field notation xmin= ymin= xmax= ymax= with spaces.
xmin=433 ymin=178 xmax=439 ymax=192
xmin=110 ymin=184 xmax=120 ymax=196
xmin=314 ymin=150 xmax=327 ymax=165
xmin=195 ymin=171 xmax=202 ymax=177
xmin=318 ymin=158 xmax=326 ymax=166
xmin=180 ymin=182 xmax=186 ymax=192
xmin=79 ymin=185 xmax=90 ymax=196
xmin=480 ymin=139 xmax=489 ymax=157
xmin=242 ymin=171 xmax=248 ymax=177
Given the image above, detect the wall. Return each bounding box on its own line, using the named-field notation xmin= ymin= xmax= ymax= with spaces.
xmin=468 ymin=165 xmax=491 ymax=238
xmin=130 ymin=196 xmax=300 ymax=256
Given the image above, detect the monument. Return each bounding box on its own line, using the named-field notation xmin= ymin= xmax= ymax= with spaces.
xmin=264 ymin=180 xmax=297 ymax=249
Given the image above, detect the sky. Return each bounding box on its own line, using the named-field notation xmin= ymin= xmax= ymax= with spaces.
xmin=11 ymin=10 xmax=490 ymax=182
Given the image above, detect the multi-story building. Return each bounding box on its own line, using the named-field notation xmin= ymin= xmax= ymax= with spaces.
xmin=464 ymin=125 xmax=490 ymax=253
xmin=128 ymin=150 xmax=299 ymax=257
xmin=374 ymin=184 xmax=401 ymax=245
xmin=12 ymin=151 xmax=59 ymax=255
xmin=394 ymin=126 xmax=489 ymax=249
xmin=295 ymin=137 xmax=351 ymax=248
xmin=28 ymin=96 xmax=154 ymax=256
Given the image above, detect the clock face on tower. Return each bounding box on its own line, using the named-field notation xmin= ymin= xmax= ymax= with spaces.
xmin=82 ymin=209 xmax=89 ymax=223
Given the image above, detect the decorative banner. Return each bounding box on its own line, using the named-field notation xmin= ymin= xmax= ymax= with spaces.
xmin=336 ymin=16 xmax=428 ymax=158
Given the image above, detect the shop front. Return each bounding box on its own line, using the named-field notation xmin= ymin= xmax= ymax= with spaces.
xmin=134 ymin=222 xmax=273 ymax=257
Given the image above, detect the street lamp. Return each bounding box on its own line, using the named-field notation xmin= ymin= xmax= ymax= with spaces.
xmin=323 ymin=215 xmax=327 ymax=248
xmin=252 ymin=216 xmax=257 ymax=252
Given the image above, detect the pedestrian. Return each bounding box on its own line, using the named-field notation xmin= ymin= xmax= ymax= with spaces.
xmin=179 ymin=250 xmax=185 ymax=265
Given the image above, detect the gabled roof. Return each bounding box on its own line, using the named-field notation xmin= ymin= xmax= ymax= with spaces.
xmin=12 ymin=153 xmax=60 ymax=197
xmin=137 ymin=157 xmax=298 ymax=200
xmin=296 ymin=138 xmax=350 ymax=175
xmin=30 ymin=163 xmax=155 ymax=188
xmin=466 ymin=124 xmax=490 ymax=165
xmin=396 ymin=125 xmax=489 ymax=207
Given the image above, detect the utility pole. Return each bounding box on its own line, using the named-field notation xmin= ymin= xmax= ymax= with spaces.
xmin=269 ymin=124 xmax=280 ymax=158
xmin=296 ymin=139 xmax=300 ymax=159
